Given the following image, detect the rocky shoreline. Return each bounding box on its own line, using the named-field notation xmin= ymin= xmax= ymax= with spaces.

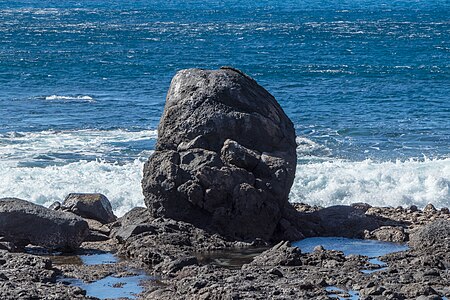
xmin=1 ymin=68 xmax=449 ymax=299
xmin=0 ymin=199 xmax=449 ymax=299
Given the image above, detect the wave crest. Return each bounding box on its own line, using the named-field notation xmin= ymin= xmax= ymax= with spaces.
xmin=290 ymin=157 xmax=450 ymax=209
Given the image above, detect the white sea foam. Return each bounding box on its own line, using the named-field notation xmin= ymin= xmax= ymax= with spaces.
xmin=0 ymin=159 xmax=146 ymax=217
xmin=290 ymin=157 xmax=450 ymax=209
xmin=1 ymin=130 xmax=448 ymax=216
xmin=0 ymin=129 xmax=156 ymax=216
xmin=44 ymin=95 xmax=95 ymax=102
xmin=0 ymin=129 xmax=157 ymax=163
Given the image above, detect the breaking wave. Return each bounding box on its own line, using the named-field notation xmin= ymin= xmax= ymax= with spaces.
xmin=290 ymin=156 xmax=450 ymax=209
xmin=1 ymin=129 xmax=448 ymax=216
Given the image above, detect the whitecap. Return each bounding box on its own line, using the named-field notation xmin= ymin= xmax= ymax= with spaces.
xmin=0 ymin=159 xmax=145 ymax=217
xmin=44 ymin=95 xmax=95 ymax=102
xmin=290 ymin=157 xmax=450 ymax=209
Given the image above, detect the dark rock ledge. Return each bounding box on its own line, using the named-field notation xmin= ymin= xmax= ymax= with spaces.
xmin=0 ymin=68 xmax=449 ymax=300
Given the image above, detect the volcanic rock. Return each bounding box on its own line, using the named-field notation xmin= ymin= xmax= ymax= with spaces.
xmin=0 ymin=198 xmax=89 ymax=251
xmin=62 ymin=193 xmax=116 ymax=224
xmin=142 ymin=67 xmax=299 ymax=241
xmin=409 ymin=219 xmax=450 ymax=249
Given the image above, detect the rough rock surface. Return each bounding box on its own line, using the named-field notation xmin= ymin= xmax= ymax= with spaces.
xmin=0 ymin=250 xmax=93 ymax=300
xmin=0 ymin=198 xmax=89 ymax=251
xmin=62 ymin=193 xmax=117 ymax=224
xmin=409 ymin=219 xmax=450 ymax=249
xmin=142 ymin=67 xmax=298 ymax=241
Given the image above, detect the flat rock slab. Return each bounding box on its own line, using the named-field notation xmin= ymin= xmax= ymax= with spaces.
xmin=0 ymin=198 xmax=89 ymax=251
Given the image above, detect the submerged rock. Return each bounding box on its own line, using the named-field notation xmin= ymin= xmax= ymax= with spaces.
xmin=62 ymin=193 xmax=117 ymax=224
xmin=142 ymin=67 xmax=299 ymax=241
xmin=0 ymin=198 xmax=89 ymax=251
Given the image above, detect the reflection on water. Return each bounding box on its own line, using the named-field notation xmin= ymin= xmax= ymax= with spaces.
xmin=292 ymin=237 xmax=408 ymax=257
xmin=61 ymin=274 xmax=150 ymax=300
xmin=195 ymin=247 xmax=268 ymax=269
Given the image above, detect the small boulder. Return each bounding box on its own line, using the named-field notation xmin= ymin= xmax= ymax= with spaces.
xmin=365 ymin=226 xmax=408 ymax=243
xmin=63 ymin=193 xmax=116 ymax=224
xmin=0 ymin=198 xmax=89 ymax=251
xmin=248 ymin=241 xmax=302 ymax=266
xmin=409 ymin=220 xmax=450 ymax=249
xmin=423 ymin=203 xmax=437 ymax=214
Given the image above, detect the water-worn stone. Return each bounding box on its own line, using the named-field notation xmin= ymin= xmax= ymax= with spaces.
xmin=142 ymin=67 xmax=299 ymax=241
xmin=0 ymin=198 xmax=89 ymax=251
xmin=63 ymin=193 xmax=116 ymax=224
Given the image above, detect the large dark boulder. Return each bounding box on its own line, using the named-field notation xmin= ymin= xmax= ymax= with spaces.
xmin=142 ymin=67 xmax=299 ymax=241
xmin=0 ymin=198 xmax=89 ymax=251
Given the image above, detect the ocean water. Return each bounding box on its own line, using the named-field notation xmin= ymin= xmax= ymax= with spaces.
xmin=0 ymin=0 xmax=449 ymax=215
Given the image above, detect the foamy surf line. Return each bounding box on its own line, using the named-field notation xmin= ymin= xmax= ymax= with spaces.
xmin=290 ymin=157 xmax=450 ymax=209
xmin=1 ymin=129 xmax=448 ymax=215
xmin=0 ymin=159 xmax=146 ymax=217
xmin=0 ymin=129 xmax=157 ymax=163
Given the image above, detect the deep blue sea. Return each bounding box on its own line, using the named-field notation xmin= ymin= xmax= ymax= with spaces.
xmin=1 ymin=0 xmax=449 ymax=215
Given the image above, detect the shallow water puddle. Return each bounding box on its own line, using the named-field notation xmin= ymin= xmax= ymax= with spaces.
xmin=79 ymin=252 xmax=118 ymax=265
xmin=326 ymin=286 xmax=359 ymax=300
xmin=62 ymin=274 xmax=149 ymax=300
xmin=53 ymin=251 xmax=151 ymax=300
xmin=292 ymin=237 xmax=409 ymax=257
xmin=293 ymin=237 xmax=409 ymax=298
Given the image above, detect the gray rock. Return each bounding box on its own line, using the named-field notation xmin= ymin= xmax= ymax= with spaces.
xmin=114 ymin=224 xmax=157 ymax=243
xmin=0 ymin=250 xmax=92 ymax=299
xmin=0 ymin=198 xmax=89 ymax=251
xmin=409 ymin=220 xmax=450 ymax=249
xmin=63 ymin=193 xmax=117 ymax=224
xmin=312 ymin=205 xmax=380 ymax=238
xmin=142 ymin=67 xmax=299 ymax=241
xmin=423 ymin=203 xmax=437 ymax=213
xmin=248 ymin=241 xmax=302 ymax=266
xmin=365 ymin=226 xmax=407 ymax=243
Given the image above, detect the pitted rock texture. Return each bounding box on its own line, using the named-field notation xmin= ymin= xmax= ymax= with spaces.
xmin=142 ymin=67 xmax=298 ymax=241
xmin=0 ymin=198 xmax=89 ymax=251
xmin=62 ymin=193 xmax=117 ymax=224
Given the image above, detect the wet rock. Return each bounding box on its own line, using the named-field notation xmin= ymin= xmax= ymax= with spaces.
xmin=114 ymin=224 xmax=157 ymax=243
xmin=409 ymin=205 xmax=419 ymax=212
xmin=63 ymin=193 xmax=116 ymax=224
xmin=156 ymin=256 xmax=198 ymax=274
xmin=142 ymin=67 xmax=299 ymax=241
xmin=312 ymin=206 xmax=380 ymax=238
xmin=365 ymin=226 xmax=407 ymax=243
xmin=248 ymin=241 xmax=302 ymax=266
xmin=424 ymin=203 xmax=437 ymax=214
xmin=0 ymin=250 xmax=92 ymax=299
xmin=49 ymin=201 xmax=61 ymax=211
xmin=0 ymin=198 xmax=89 ymax=251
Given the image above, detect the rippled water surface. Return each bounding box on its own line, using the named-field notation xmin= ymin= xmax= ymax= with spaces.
xmin=1 ymin=0 xmax=449 ymax=213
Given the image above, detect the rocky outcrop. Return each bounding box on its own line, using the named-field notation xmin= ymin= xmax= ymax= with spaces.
xmin=62 ymin=193 xmax=117 ymax=224
xmin=0 ymin=198 xmax=89 ymax=251
xmin=142 ymin=67 xmax=299 ymax=241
